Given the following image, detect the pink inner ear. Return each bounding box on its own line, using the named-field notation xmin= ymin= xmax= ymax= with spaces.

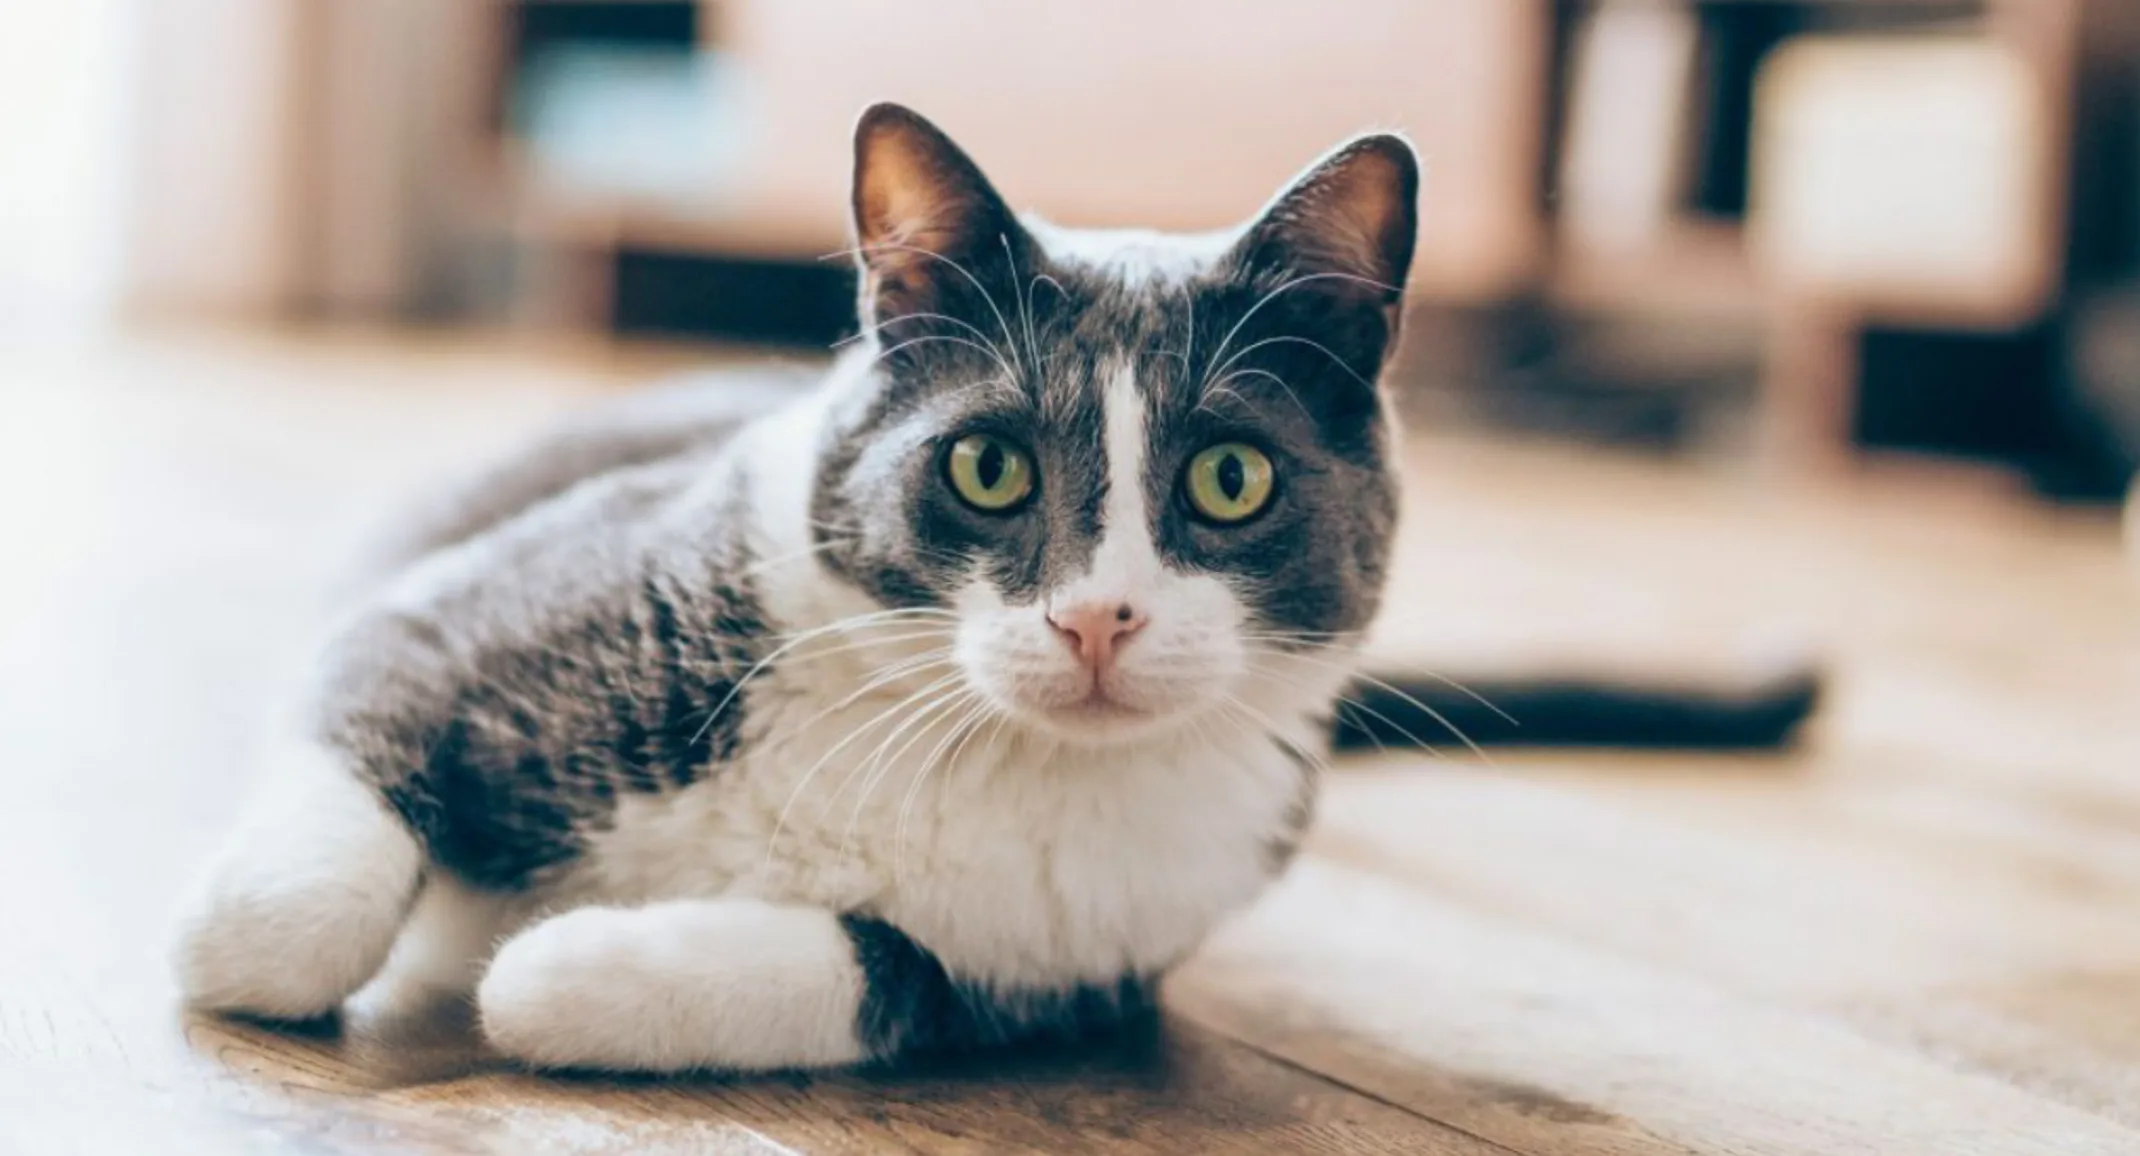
xmin=857 ymin=134 xmax=953 ymax=249
xmin=1308 ymin=149 xmax=1411 ymax=283
xmin=850 ymin=106 xmax=1028 ymax=324
xmin=852 ymin=106 xmax=999 ymax=256
xmin=1248 ymin=136 xmax=1419 ymax=296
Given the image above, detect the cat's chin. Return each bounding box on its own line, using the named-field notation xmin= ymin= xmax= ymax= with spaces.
xmin=1007 ymin=696 xmax=1206 ymax=748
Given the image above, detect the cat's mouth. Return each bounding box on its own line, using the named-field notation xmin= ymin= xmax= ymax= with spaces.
xmin=965 ymin=645 xmax=1219 ymax=742
xmin=1020 ymin=678 xmax=1185 ymax=741
xmin=1051 ymin=688 xmax=1149 ymax=722
xmin=1026 ymin=696 xmax=1168 ymax=745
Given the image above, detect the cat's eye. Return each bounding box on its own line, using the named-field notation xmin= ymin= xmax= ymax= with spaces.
xmin=945 ymin=433 xmax=1035 ymax=513
xmin=1183 ymin=442 xmax=1275 ymax=524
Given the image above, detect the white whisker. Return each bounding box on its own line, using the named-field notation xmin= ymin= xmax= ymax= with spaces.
xmin=1250 ymin=648 xmax=1500 ymax=767
xmin=893 ymin=696 xmax=993 ymax=889
xmin=684 ymin=608 xmax=956 ymax=750
xmin=1005 ymin=234 xmax=1039 ymax=378
xmin=849 ymin=240 xmax=1027 ymax=380
xmin=845 ymin=308 xmax=1018 ymax=378
xmin=1197 ymin=270 xmax=1394 ymax=390
xmin=1206 ymin=334 xmax=1376 ymax=395
xmin=837 ymin=685 xmax=980 ymax=865
xmin=1200 ymin=367 xmax=1310 ymax=419
xmin=1241 ymin=632 xmax=1518 ymax=726
xmin=821 ymin=678 xmax=970 ymax=844
xmin=760 ymin=668 xmax=964 ymax=870
xmin=870 ymin=334 xmax=1021 ymax=379
xmin=753 ymin=646 xmax=958 ymax=760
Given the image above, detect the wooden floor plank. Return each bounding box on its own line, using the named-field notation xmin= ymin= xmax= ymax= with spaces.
xmin=1172 ymin=859 xmax=2140 ymax=1156
xmin=1310 ymin=766 xmax=2140 ymax=999
xmin=157 ymin=1012 xmax=1498 ymax=1156
xmin=1297 ymin=758 xmax=2140 ymax=1131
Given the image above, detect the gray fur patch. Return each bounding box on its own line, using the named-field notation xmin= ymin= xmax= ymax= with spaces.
xmin=316 ymin=408 xmax=780 ymax=892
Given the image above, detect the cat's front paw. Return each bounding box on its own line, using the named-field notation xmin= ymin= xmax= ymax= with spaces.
xmin=476 ymin=899 xmax=868 ymax=1073
xmin=172 ymin=741 xmax=423 ymax=1020
xmin=475 ymin=907 xmax=657 ymax=1068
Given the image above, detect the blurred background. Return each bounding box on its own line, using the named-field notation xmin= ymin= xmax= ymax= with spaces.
xmin=5 ymin=0 xmax=2139 ymax=500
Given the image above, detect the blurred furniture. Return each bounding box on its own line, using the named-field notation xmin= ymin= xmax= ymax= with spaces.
xmin=272 ymin=0 xmax=2131 ymax=487
xmin=1749 ymin=8 xmax=2079 ymax=477
xmin=349 ymin=0 xmax=1552 ymax=340
xmin=1532 ymin=0 xmax=2083 ymax=477
xmin=2062 ymin=0 xmax=2140 ymax=495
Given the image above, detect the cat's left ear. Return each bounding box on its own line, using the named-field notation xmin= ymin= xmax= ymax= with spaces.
xmin=1226 ymin=134 xmax=1420 ymax=349
xmin=850 ymin=102 xmax=1034 ymax=331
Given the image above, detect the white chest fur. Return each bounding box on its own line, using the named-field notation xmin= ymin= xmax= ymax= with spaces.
xmin=871 ymin=717 xmax=1308 ymax=986
xmin=571 ymin=674 xmax=1311 ymax=989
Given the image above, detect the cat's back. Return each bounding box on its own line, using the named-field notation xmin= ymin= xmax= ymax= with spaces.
xmin=355 ymin=366 xmax=813 ymax=586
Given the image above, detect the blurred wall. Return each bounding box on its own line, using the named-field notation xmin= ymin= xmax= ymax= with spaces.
xmin=720 ymin=0 xmax=1549 ymax=300
xmin=125 ymin=0 xmax=304 ymax=317
xmin=0 ymin=2 xmax=129 ymax=324
xmin=0 ymin=0 xmax=305 ymax=326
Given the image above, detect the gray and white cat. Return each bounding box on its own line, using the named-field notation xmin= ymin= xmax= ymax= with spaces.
xmin=173 ymin=104 xmax=1815 ymax=1072
xmin=175 ymin=104 xmax=1415 ymax=1071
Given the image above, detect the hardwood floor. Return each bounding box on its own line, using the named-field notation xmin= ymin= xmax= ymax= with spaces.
xmin=4 ymin=328 xmax=2138 ymax=1154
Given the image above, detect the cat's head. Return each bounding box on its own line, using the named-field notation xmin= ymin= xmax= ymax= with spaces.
xmin=811 ymin=103 xmax=1415 ymax=747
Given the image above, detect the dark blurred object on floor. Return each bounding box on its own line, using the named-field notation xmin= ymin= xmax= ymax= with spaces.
xmin=2065 ymin=289 xmax=2140 ymax=498
xmin=2056 ymin=0 xmax=2140 ymax=498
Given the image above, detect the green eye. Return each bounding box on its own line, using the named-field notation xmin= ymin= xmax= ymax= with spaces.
xmin=946 ymin=434 xmax=1035 ymax=512
xmin=1184 ymin=442 xmax=1275 ymax=524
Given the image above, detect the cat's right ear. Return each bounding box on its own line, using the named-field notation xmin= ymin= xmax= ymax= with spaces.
xmin=850 ymin=103 xmax=1031 ymax=329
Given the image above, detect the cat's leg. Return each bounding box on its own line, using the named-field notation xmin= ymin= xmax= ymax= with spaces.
xmin=172 ymin=737 xmax=422 ymax=1020
xmin=475 ymin=898 xmax=874 ymax=1072
xmin=477 ymin=900 xmax=1154 ymax=1072
xmin=350 ymin=875 xmax=519 ymax=1023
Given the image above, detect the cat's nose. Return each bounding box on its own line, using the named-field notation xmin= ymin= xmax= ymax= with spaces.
xmin=1046 ymin=601 xmax=1147 ymax=671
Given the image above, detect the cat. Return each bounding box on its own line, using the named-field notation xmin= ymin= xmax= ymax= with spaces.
xmin=173 ymin=103 xmax=1815 ymax=1073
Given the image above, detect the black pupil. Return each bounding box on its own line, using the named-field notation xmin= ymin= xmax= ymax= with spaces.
xmin=1215 ymin=452 xmax=1246 ymax=501
xmin=975 ymin=442 xmax=1006 ymax=490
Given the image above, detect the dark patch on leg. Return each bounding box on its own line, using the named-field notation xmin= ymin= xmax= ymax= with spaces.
xmin=841 ymin=915 xmax=1155 ymax=1062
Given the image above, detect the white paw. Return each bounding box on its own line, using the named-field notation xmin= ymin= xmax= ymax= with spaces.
xmin=475 ymin=908 xmax=648 ymax=1067
xmin=171 ymin=741 xmax=422 ymax=1020
xmin=477 ymin=900 xmax=866 ymax=1073
xmin=173 ymin=887 xmax=366 ymax=1021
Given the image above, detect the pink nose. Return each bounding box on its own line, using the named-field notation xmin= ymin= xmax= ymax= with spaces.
xmin=1047 ymin=602 xmax=1147 ymax=670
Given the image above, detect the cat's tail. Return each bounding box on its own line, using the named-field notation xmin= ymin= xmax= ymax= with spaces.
xmin=1332 ymin=656 xmax=1823 ymax=752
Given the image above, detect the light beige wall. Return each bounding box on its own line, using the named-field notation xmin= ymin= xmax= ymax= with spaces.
xmin=0 ymin=1 xmax=129 ymax=325
xmin=0 ymin=0 xmax=309 ymax=324
xmin=123 ymin=0 xmax=303 ymax=317
xmin=720 ymin=0 xmax=1548 ymax=301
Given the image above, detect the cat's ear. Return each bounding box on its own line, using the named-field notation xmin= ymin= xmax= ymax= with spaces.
xmin=1228 ymin=133 xmax=1420 ymax=316
xmin=850 ymin=103 xmax=1030 ymax=329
